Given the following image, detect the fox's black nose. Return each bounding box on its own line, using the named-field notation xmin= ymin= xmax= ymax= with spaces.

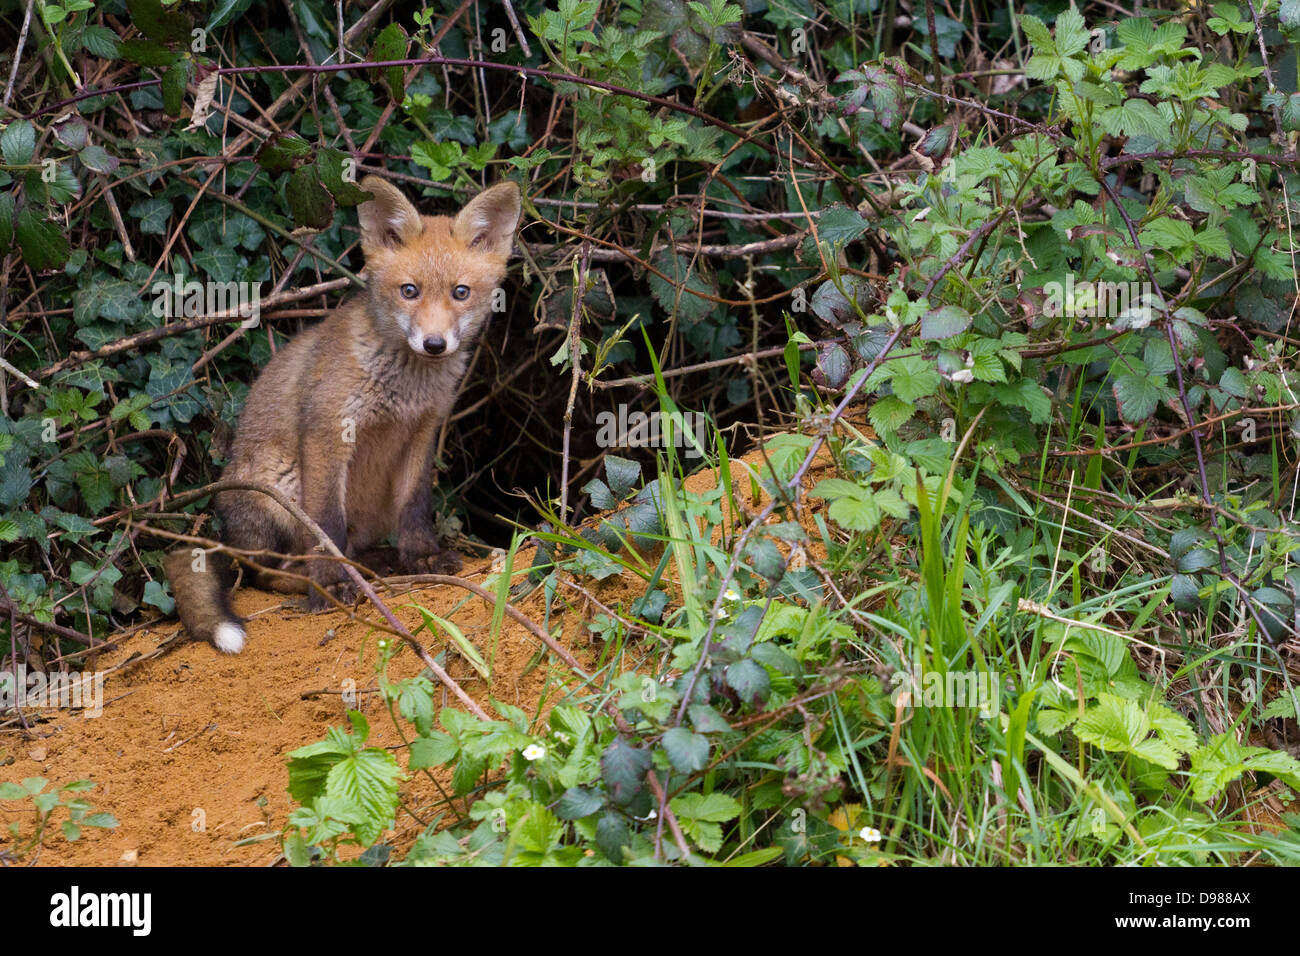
xmin=422 ymin=335 xmax=446 ymax=355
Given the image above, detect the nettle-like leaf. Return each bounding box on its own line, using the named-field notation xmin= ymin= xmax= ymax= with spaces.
xmin=286 ymin=166 xmax=335 ymax=229
xmin=1112 ymin=371 xmax=1174 ymax=424
xmin=669 ymin=791 xmax=740 ymax=854
xmin=881 ymin=355 xmax=941 ymax=403
xmin=1114 ymin=17 xmax=1192 ymax=71
xmin=254 ymin=132 xmax=315 ymax=173
xmin=126 ymin=0 xmax=193 ymax=44
xmin=1207 ymin=3 xmax=1252 ymax=35
xmin=1073 ymin=693 xmax=1189 ymax=770
xmin=1019 ymin=10 xmax=1088 ymax=83
xmin=661 ymin=727 xmax=710 ymax=773
xmin=1183 ymin=166 xmax=1260 ymax=213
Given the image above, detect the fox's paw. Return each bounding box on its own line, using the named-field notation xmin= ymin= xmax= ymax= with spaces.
xmin=407 ymin=549 xmax=463 ymax=575
xmin=307 ymin=577 xmax=361 ymax=611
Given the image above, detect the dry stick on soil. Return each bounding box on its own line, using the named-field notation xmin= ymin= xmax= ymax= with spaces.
xmin=163 ymin=478 xmax=490 ymax=719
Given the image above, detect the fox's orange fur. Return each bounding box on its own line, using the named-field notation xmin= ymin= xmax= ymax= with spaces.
xmin=165 ymin=177 xmax=522 ymax=653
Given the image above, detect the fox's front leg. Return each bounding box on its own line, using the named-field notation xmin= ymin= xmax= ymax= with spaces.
xmin=299 ymin=415 xmax=359 ymax=609
xmin=395 ymin=418 xmax=462 ymax=575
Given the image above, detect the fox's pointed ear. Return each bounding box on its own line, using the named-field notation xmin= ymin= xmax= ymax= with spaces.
xmin=454 ymin=182 xmax=522 ymax=258
xmin=357 ymin=176 xmax=423 ymax=255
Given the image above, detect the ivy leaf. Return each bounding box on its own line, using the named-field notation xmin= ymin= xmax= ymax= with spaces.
xmin=142 ymin=579 xmax=174 ymax=614
xmin=129 ymin=198 xmax=171 ymax=236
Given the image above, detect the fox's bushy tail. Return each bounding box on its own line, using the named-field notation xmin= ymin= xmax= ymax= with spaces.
xmin=162 ymin=549 xmax=246 ymax=653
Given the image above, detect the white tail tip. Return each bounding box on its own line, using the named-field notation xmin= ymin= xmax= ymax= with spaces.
xmin=212 ymin=623 xmax=247 ymax=654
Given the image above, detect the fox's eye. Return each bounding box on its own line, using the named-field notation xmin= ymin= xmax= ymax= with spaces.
xmin=400 ymin=283 xmax=420 ymax=300
xmin=452 ymin=284 xmax=471 ymax=301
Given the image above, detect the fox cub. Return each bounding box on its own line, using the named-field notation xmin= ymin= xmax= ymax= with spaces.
xmin=165 ymin=176 xmax=522 ymax=653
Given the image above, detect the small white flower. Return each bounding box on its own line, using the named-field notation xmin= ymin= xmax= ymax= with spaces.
xmin=950 ymin=369 xmax=974 ymax=384
xmin=522 ymin=744 xmax=546 ymax=761
xmin=717 ymin=606 xmax=730 ymax=620
xmin=859 ymin=826 xmax=882 ymax=843
xmin=723 ymin=587 xmax=742 ymax=603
